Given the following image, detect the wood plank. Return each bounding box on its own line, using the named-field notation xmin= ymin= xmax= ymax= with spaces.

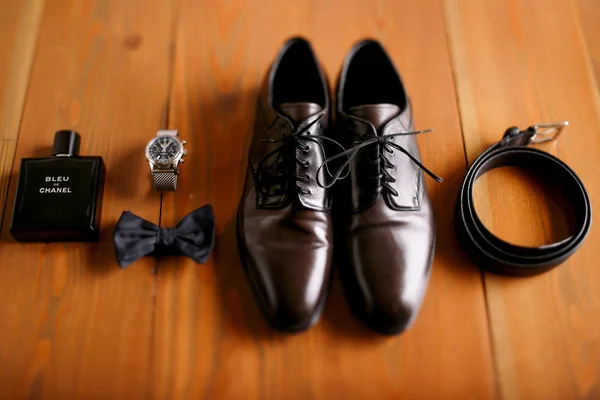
xmin=0 ymin=0 xmax=175 ymax=398
xmin=152 ymin=0 xmax=496 ymax=398
xmin=444 ymin=0 xmax=600 ymax=398
xmin=0 ymin=0 xmax=44 ymax=224
xmin=574 ymin=0 xmax=600 ymax=95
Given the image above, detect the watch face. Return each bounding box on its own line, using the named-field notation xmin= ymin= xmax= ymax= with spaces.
xmin=147 ymin=136 xmax=181 ymax=164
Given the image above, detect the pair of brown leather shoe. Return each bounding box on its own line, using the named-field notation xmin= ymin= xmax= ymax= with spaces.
xmin=237 ymin=38 xmax=441 ymax=334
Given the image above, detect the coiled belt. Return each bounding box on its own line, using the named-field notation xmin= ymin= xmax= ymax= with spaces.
xmin=456 ymin=122 xmax=592 ymax=276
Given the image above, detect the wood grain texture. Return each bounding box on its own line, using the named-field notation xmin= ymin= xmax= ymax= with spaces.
xmin=2 ymin=0 xmax=599 ymax=398
xmin=0 ymin=0 xmax=44 ymax=224
xmin=445 ymin=0 xmax=600 ymax=398
xmin=0 ymin=0 xmax=174 ymax=398
xmin=473 ymin=167 xmax=574 ymax=247
xmin=153 ymin=0 xmax=495 ymax=398
xmin=574 ymin=0 xmax=600 ymax=95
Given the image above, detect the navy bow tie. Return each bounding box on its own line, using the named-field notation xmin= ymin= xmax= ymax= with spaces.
xmin=113 ymin=205 xmax=215 ymax=268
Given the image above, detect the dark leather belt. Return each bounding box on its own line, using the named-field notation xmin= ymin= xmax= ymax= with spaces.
xmin=456 ymin=122 xmax=592 ymax=276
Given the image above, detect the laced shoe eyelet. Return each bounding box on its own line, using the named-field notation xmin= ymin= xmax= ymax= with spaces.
xmin=253 ymin=114 xmax=354 ymax=199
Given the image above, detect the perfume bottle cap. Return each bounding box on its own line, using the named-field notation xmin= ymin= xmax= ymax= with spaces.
xmin=52 ymin=130 xmax=81 ymax=157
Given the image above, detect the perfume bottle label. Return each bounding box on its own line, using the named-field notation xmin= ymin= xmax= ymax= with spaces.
xmin=40 ymin=176 xmax=72 ymax=193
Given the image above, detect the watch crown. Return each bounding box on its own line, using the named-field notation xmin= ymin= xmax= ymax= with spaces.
xmin=183 ymin=150 xmax=188 ymax=155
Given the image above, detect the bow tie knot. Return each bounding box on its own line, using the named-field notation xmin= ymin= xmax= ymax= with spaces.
xmin=113 ymin=205 xmax=215 ymax=268
xmin=158 ymin=228 xmax=177 ymax=246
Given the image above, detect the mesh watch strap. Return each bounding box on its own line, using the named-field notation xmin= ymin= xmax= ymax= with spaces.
xmin=152 ymin=171 xmax=177 ymax=191
xmin=158 ymin=129 xmax=178 ymax=137
xmin=150 ymin=130 xmax=181 ymax=191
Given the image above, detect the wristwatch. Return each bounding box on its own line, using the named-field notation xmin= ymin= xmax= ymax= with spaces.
xmin=145 ymin=130 xmax=187 ymax=191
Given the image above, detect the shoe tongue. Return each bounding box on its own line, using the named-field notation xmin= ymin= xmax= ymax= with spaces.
xmin=279 ymin=102 xmax=323 ymax=122
xmin=349 ymin=104 xmax=401 ymax=129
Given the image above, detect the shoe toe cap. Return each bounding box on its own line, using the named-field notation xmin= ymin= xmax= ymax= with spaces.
xmin=365 ymin=294 xmax=424 ymax=335
xmin=245 ymin=245 xmax=331 ymax=332
xmin=350 ymin=223 xmax=434 ymax=334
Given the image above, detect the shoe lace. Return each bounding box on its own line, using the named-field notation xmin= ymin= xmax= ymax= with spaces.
xmin=317 ymin=128 xmax=442 ymax=195
xmin=254 ymin=116 xmax=345 ymax=198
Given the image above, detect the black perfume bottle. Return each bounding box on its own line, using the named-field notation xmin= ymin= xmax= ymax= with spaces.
xmin=10 ymin=130 xmax=105 ymax=242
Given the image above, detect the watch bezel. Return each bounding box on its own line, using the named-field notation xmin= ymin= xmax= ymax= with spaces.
xmin=145 ymin=135 xmax=184 ymax=166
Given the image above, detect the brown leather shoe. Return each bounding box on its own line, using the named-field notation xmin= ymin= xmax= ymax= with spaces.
xmin=330 ymin=40 xmax=442 ymax=334
xmin=237 ymin=38 xmax=336 ymax=332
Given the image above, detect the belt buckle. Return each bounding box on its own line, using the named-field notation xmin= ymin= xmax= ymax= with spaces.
xmin=530 ymin=121 xmax=569 ymax=144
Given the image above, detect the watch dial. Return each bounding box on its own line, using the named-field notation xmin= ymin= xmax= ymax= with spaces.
xmin=148 ymin=137 xmax=181 ymax=163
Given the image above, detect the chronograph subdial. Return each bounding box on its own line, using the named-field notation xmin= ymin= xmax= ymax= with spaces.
xmin=147 ymin=136 xmax=182 ymax=164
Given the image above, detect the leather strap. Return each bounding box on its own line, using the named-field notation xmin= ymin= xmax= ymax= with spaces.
xmin=456 ymin=123 xmax=592 ymax=276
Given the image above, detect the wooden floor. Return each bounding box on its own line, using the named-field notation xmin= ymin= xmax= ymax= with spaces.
xmin=1 ymin=0 xmax=599 ymax=398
